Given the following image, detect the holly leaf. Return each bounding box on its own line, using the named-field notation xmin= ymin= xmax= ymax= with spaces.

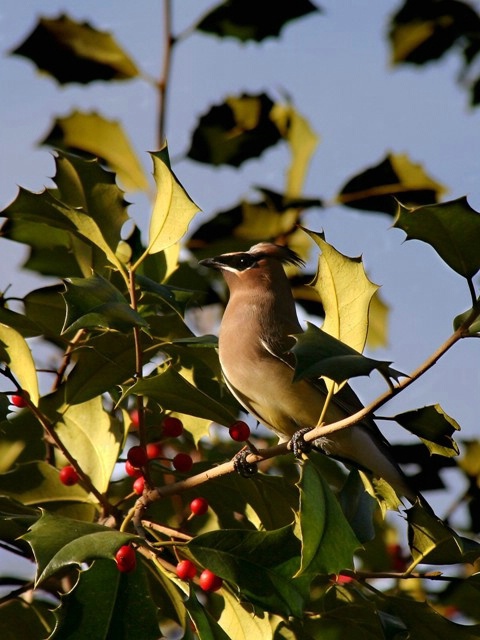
xmin=393 ymin=196 xmax=480 ymax=279
xmin=187 ymin=93 xmax=283 ymax=166
xmin=196 ymin=0 xmax=320 ymax=42
xmin=11 ymin=14 xmax=139 ymax=84
xmin=393 ymin=405 xmax=460 ymax=457
xmin=62 ymin=274 xmax=149 ymax=334
xmin=337 ymin=152 xmax=446 ymax=214
xmin=291 ymin=323 xmax=404 ymax=384
xmin=295 ymin=459 xmax=360 ymax=576
xmin=144 ymin=147 xmax=200 ymax=258
xmin=41 ymin=111 xmax=149 ymax=192
xmin=0 ymin=323 xmax=39 ymax=404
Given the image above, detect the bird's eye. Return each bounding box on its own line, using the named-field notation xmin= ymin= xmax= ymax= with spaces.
xmin=232 ymin=254 xmax=256 ymax=271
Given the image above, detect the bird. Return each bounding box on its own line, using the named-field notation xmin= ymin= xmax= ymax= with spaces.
xmin=199 ymin=241 xmax=424 ymax=507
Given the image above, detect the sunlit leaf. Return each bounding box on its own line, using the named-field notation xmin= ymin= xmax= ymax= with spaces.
xmin=184 ymin=588 xmax=231 ymax=640
xmin=305 ymin=230 xmax=379 ymax=356
xmin=0 ymin=324 xmax=39 ymax=404
xmin=196 ymin=0 xmax=320 ymax=42
xmin=55 ymin=397 xmax=126 ymax=494
xmin=62 ymin=274 xmax=149 ymax=334
xmin=337 ymin=153 xmax=446 ymax=214
xmin=11 ymin=14 xmax=140 ymax=84
xmin=393 ymin=405 xmax=460 ymax=457
xmin=393 ymin=196 xmax=480 ymax=279
xmin=41 ymin=111 xmax=149 ymax=192
xmin=187 ymin=93 xmax=283 ymax=167
xmin=145 ymin=147 xmax=200 ymax=258
xmin=214 ymin=589 xmax=273 ymax=639
xmin=295 ymin=459 xmax=360 ymax=576
xmin=291 ymin=323 xmax=403 ymax=384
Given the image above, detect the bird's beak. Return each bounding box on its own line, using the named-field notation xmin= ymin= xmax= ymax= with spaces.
xmin=199 ymin=257 xmax=222 ymax=270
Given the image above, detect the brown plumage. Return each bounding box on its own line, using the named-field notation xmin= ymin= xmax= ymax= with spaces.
xmin=200 ymin=242 xmax=422 ymax=505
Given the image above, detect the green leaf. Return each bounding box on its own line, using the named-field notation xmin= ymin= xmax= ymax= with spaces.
xmin=145 ymin=147 xmax=200 ymax=257
xmin=213 ymin=590 xmax=273 ymax=640
xmin=188 ymin=526 xmax=308 ymax=618
xmin=22 ymin=510 xmax=138 ymax=584
xmin=393 ymin=196 xmax=480 ymax=279
xmin=295 ymin=460 xmax=360 ymax=576
xmin=291 ymin=323 xmax=403 ymax=384
xmin=337 ymin=152 xmax=446 ymax=215
xmin=187 ymin=93 xmax=283 ymax=167
xmin=62 ymin=274 xmax=149 ymax=334
xmin=0 ymin=323 xmax=39 ymax=404
xmin=41 ymin=111 xmax=149 ymax=192
xmin=453 ymin=302 xmax=480 ymax=334
xmin=407 ymin=503 xmax=480 ymax=566
xmin=122 ymin=365 xmax=237 ymax=426
xmin=0 ymin=461 xmax=91 ymax=506
xmin=11 ymin=14 xmax=140 ymax=84
xmin=393 ymin=405 xmax=460 ymax=457
xmin=0 ymin=600 xmax=55 ymax=640
xmin=54 ymin=559 xmax=160 ymax=640
xmin=55 ymin=396 xmax=125 ymax=494
xmin=185 ymin=588 xmax=231 ymax=640
xmin=0 ymin=496 xmax=39 ymax=549
xmin=306 ymin=230 xmax=379 ymax=356
xmin=196 ymin=0 xmax=319 ymax=42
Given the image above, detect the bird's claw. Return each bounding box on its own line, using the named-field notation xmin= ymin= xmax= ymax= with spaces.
xmin=233 ymin=448 xmax=258 ymax=478
xmin=289 ymin=427 xmax=313 ymax=458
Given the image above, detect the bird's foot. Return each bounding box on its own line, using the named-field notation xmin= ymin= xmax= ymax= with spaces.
xmin=289 ymin=427 xmax=313 ymax=458
xmin=233 ymin=447 xmax=258 ymax=478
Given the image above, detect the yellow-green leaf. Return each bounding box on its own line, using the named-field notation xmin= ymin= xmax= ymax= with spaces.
xmin=145 ymin=147 xmax=200 ymax=257
xmin=41 ymin=111 xmax=149 ymax=192
xmin=0 ymin=324 xmax=39 ymax=405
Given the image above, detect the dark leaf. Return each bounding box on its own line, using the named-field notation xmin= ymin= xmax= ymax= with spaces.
xmin=196 ymin=0 xmax=320 ymax=42
xmin=393 ymin=196 xmax=480 ymax=278
xmin=337 ymin=152 xmax=445 ymax=214
xmin=11 ymin=14 xmax=139 ymax=84
xmin=187 ymin=93 xmax=282 ymax=167
xmin=393 ymin=405 xmax=460 ymax=457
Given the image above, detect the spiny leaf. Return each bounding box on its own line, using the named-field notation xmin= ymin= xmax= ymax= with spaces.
xmin=393 ymin=405 xmax=460 ymax=457
xmin=62 ymin=274 xmax=149 ymax=334
xmin=196 ymin=0 xmax=320 ymax=42
xmin=22 ymin=510 xmax=138 ymax=585
xmin=305 ymin=230 xmax=379 ymax=356
xmin=0 ymin=324 xmax=39 ymax=404
xmin=185 ymin=589 xmax=231 ymax=640
xmin=188 ymin=526 xmax=308 ymax=618
xmin=337 ymin=152 xmax=446 ymax=215
xmin=393 ymin=196 xmax=480 ymax=279
xmin=145 ymin=147 xmax=200 ymax=258
xmin=187 ymin=93 xmax=283 ymax=167
xmin=11 ymin=14 xmax=140 ymax=84
xmin=295 ymin=459 xmax=360 ymax=576
xmin=292 ymin=323 xmax=404 ymax=384
xmin=41 ymin=111 xmax=149 ymax=192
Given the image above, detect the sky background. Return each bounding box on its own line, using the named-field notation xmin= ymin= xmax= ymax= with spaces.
xmin=1 ymin=0 xmax=480 ymax=529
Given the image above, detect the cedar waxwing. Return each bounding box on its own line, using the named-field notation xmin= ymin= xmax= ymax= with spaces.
xmin=200 ymin=242 xmax=423 ymax=506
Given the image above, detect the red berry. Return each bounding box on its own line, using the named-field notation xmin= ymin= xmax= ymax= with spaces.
xmin=172 ymin=453 xmax=193 ymax=472
xmin=163 ymin=416 xmax=183 ymax=438
xmin=176 ymin=559 xmax=197 ymax=580
xmin=133 ymin=476 xmax=145 ymax=495
xmin=146 ymin=442 xmax=163 ymax=460
xmin=333 ymin=574 xmax=354 ymax=584
xmin=199 ymin=569 xmax=223 ymax=592
xmin=387 ymin=543 xmax=408 ymax=572
xmin=190 ymin=497 xmax=209 ymax=516
xmin=11 ymin=393 xmax=28 ymax=408
xmin=129 ymin=409 xmax=140 ymax=429
xmin=125 ymin=460 xmax=142 ymax=478
xmin=115 ymin=545 xmax=136 ymax=573
xmin=59 ymin=465 xmax=79 ymax=486
xmin=228 ymin=420 xmax=251 ymax=442
xmin=127 ymin=445 xmax=148 ymax=468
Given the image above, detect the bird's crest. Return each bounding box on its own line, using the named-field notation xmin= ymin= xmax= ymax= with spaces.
xmin=249 ymin=243 xmax=305 ymax=267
